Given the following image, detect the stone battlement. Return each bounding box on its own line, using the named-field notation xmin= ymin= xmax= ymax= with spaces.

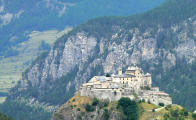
xmin=80 ymin=66 xmax=172 ymax=106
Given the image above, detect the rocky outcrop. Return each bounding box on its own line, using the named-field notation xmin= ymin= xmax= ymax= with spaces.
xmin=51 ymin=93 xmax=124 ymax=120
xmin=8 ymin=0 xmax=196 ymax=116
xmin=17 ymin=16 xmax=196 ymax=97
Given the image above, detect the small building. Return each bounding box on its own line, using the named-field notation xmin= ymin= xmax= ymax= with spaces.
xmin=80 ymin=66 xmax=172 ymax=106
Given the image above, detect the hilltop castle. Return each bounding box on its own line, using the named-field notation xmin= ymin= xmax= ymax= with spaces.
xmin=80 ymin=66 xmax=172 ymax=106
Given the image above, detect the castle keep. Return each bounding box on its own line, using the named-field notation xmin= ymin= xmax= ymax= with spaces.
xmin=80 ymin=66 xmax=172 ymax=106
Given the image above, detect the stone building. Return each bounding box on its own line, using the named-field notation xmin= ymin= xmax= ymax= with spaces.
xmin=80 ymin=66 xmax=172 ymax=106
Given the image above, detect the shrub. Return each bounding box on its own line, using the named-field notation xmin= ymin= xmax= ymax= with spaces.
xmin=98 ymin=100 xmax=109 ymax=108
xmin=142 ymin=99 xmax=145 ymax=102
xmin=102 ymin=109 xmax=110 ymax=120
xmin=159 ymin=103 xmax=164 ymax=107
xmin=85 ymin=103 xmax=94 ymax=112
xmin=90 ymin=115 xmax=94 ymax=118
xmin=70 ymin=105 xmax=73 ymax=109
xmin=171 ymin=109 xmax=179 ymax=118
xmin=152 ymin=109 xmax=155 ymax=112
xmin=180 ymin=109 xmax=188 ymax=116
xmin=148 ymin=100 xmax=151 ymax=104
xmin=117 ymin=97 xmax=138 ymax=120
xmin=106 ymin=73 xmax=111 ymax=77
xmin=192 ymin=113 xmax=196 ymax=119
xmin=104 ymin=102 xmax=109 ymax=107
xmin=77 ymin=108 xmax=80 ymax=111
xmin=163 ymin=113 xmax=169 ymax=119
xmin=92 ymin=98 xmax=99 ymax=106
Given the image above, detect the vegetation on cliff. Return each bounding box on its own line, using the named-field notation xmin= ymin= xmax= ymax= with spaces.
xmin=52 ymin=93 xmax=194 ymax=120
xmin=2 ymin=0 xmax=196 ymax=120
xmin=0 ymin=112 xmax=12 ymax=120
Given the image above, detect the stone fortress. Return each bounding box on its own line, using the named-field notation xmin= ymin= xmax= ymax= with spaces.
xmin=80 ymin=66 xmax=172 ymax=106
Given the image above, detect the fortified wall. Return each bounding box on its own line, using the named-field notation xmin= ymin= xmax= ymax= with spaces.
xmin=80 ymin=66 xmax=172 ymax=106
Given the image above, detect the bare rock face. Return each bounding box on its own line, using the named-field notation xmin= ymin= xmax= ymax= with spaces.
xmin=17 ymin=16 xmax=196 ymax=97
xmin=10 ymin=9 xmax=196 ymax=116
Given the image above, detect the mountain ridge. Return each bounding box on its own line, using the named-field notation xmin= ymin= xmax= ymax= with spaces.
xmin=1 ymin=0 xmax=196 ymax=120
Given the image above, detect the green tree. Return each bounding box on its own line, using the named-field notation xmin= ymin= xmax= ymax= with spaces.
xmin=85 ymin=103 xmax=94 ymax=112
xmin=192 ymin=113 xmax=196 ymax=120
xmin=92 ymin=98 xmax=99 ymax=106
xmin=159 ymin=103 xmax=165 ymax=107
xmin=106 ymin=73 xmax=111 ymax=77
xmin=118 ymin=97 xmax=138 ymax=120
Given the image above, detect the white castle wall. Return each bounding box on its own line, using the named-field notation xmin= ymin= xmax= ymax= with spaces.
xmin=80 ymin=66 xmax=172 ymax=106
xmin=81 ymin=87 xmax=122 ymax=101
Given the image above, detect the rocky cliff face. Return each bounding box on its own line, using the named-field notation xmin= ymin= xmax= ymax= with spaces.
xmin=16 ymin=15 xmax=196 ymax=100
xmin=5 ymin=0 xmax=196 ymax=119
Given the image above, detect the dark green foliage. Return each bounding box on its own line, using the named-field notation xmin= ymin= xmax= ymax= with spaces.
xmin=77 ymin=108 xmax=80 ymax=111
xmin=114 ymin=91 xmax=117 ymax=96
xmin=104 ymin=102 xmax=109 ymax=107
xmin=143 ymin=86 xmax=151 ymax=90
xmin=163 ymin=113 xmax=169 ymax=120
xmin=118 ymin=97 xmax=138 ymax=120
xmin=0 ymin=0 xmax=164 ymax=58
xmin=85 ymin=104 xmax=94 ymax=112
xmin=0 ymin=112 xmax=12 ymax=120
xmin=148 ymin=100 xmax=151 ymax=104
xmin=92 ymin=98 xmax=99 ymax=106
xmin=151 ymin=60 xmax=196 ymax=110
xmin=15 ymin=66 xmax=78 ymax=105
xmin=98 ymin=100 xmax=109 ymax=108
xmin=0 ymin=100 xmax=51 ymax=120
xmin=164 ymin=108 xmax=190 ymax=120
xmin=102 ymin=109 xmax=110 ymax=120
xmin=180 ymin=109 xmax=188 ymax=117
xmin=193 ymin=113 xmax=196 ymax=119
xmin=159 ymin=103 xmax=165 ymax=107
xmin=171 ymin=109 xmax=179 ymax=118
xmin=152 ymin=109 xmax=155 ymax=112
xmin=106 ymin=73 xmax=111 ymax=77
xmin=4 ymin=0 xmax=196 ymax=119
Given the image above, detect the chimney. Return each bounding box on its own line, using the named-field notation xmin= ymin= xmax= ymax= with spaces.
xmin=118 ymin=68 xmax=122 ymax=76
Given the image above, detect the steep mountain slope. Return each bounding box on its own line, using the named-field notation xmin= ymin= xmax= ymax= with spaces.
xmin=2 ymin=0 xmax=196 ymax=119
xmin=0 ymin=0 xmax=165 ymax=57
xmin=0 ymin=0 xmax=165 ymax=102
xmin=0 ymin=28 xmax=71 ymax=103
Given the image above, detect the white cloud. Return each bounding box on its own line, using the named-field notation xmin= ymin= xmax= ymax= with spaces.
xmin=42 ymin=0 xmax=74 ymax=17
xmin=0 ymin=5 xmax=4 ymax=13
xmin=15 ymin=10 xmax=24 ymax=18
xmin=0 ymin=13 xmax=13 ymax=26
xmin=0 ymin=10 xmax=24 ymax=27
xmin=58 ymin=5 xmax=66 ymax=17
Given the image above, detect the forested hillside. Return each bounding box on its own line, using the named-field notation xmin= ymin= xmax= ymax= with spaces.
xmin=0 ymin=0 xmax=165 ymax=103
xmin=0 ymin=0 xmax=165 ymax=57
xmin=2 ymin=0 xmax=196 ymax=120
